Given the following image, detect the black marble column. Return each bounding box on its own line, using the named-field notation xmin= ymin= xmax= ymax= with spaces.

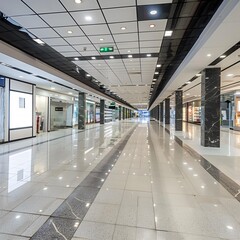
xmin=160 ymin=102 xmax=163 ymax=122
xmin=201 ymin=68 xmax=221 ymax=147
xmin=78 ymin=92 xmax=86 ymax=130
xmin=119 ymin=106 xmax=122 ymax=120
xmin=175 ymin=90 xmax=183 ymax=131
xmin=157 ymin=105 xmax=160 ymax=121
xmin=100 ymin=99 xmax=105 ymax=124
xmin=165 ymin=98 xmax=170 ymax=124
xmin=122 ymin=107 xmax=125 ymax=119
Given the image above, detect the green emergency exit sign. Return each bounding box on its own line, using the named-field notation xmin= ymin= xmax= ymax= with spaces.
xmin=100 ymin=47 xmax=114 ymax=52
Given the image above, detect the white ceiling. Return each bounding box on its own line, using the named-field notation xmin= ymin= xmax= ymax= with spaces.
xmin=0 ymin=0 xmax=171 ymax=110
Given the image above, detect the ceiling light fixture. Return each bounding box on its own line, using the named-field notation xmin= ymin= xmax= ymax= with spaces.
xmin=149 ymin=24 xmax=155 ymax=28
xmin=157 ymin=64 xmax=161 ymax=68
xmin=196 ymin=73 xmax=201 ymax=77
xmin=150 ymin=10 xmax=157 ymax=15
xmin=186 ymin=81 xmax=191 ymax=84
xmin=128 ymin=50 xmax=131 ymax=53
xmin=165 ymin=30 xmax=173 ymax=37
xmin=85 ymin=16 xmax=92 ymax=21
xmin=91 ymin=56 xmax=96 ymax=60
xmin=86 ymin=74 xmax=91 ymax=77
xmin=207 ymin=53 xmax=212 ymax=57
xmin=109 ymin=56 xmax=114 ymax=59
xmin=227 ymin=73 xmax=234 ymax=77
xmin=128 ymin=55 xmax=132 ymax=58
xmin=67 ymin=30 xmax=73 ymax=34
xmin=51 ymin=87 xmax=55 ymax=90
xmin=69 ymin=92 xmax=73 ymax=95
xmin=74 ymin=57 xmax=79 ymax=61
xmin=154 ymin=72 xmax=159 ymax=74
xmin=100 ymin=38 xmax=104 ymax=41
xmin=33 ymin=38 xmax=45 ymax=45
xmin=147 ymin=54 xmax=151 ymax=57
xmin=75 ymin=0 xmax=82 ymax=3
xmin=220 ymin=55 xmax=226 ymax=58
xmin=121 ymin=27 xmax=126 ymax=30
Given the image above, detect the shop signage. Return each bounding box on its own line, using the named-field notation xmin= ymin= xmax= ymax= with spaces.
xmin=55 ymin=107 xmax=63 ymax=111
xmin=100 ymin=47 xmax=114 ymax=53
xmin=0 ymin=76 xmax=5 ymax=87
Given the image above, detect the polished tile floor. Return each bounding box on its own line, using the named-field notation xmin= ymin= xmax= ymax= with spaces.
xmin=0 ymin=119 xmax=240 ymax=239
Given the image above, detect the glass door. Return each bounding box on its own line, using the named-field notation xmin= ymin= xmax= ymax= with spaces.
xmin=0 ymin=88 xmax=4 ymax=142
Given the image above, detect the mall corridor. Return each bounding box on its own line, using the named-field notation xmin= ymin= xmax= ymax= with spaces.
xmin=0 ymin=120 xmax=240 ymax=240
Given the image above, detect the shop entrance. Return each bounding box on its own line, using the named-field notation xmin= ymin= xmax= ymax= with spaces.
xmin=0 ymin=87 xmax=4 ymax=142
xmin=50 ymin=99 xmax=73 ymax=131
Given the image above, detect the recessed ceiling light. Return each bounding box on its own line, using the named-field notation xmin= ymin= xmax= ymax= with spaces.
xmin=227 ymin=73 xmax=234 ymax=77
xmin=227 ymin=226 xmax=233 ymax=230
xmin=33 ymin=38 xmax=45 ymax=45
xmin=186 ymin=93 xmax=190 ymax=95
xmin=196 ymin=73 xmax=201 ymax=77
xmin=150 ymin=10 xmax=157 ymax=15
xmin=220 ymin=55 xmax=226 ymax=58
xmin=186 ymin=81 xmax=191 ymax=84
xmin=153 ymin=79 xmax=156 ymax=81
xmin=91 ymin=56 xmax=96 ymax=60
xmin=165 ymin=30 xmax=173 ymax=37
xmin=154 ymin=72 xmax=159 ymax=74
xmin=85 ymin=16 xmax=92 ymax=21
xmin=75 ymin=0 xmax=82 ymax=3
xmin=100 ymin=38 xmax=104 ymax=41
xmin=110 ymin=56 xmax=114 ymax=59
xmin=68 ymin=92 xmax=73 ymax=95
xmin=86 ymin=74 xmax=91 ymax=77
xmin=128 ymin=50 xmax=131 ymax=53
xmin=149 ymin=24 xmax=155 ymax=28
xmin=51 ymin=87 xmax=55 ymax=90
xmin=74 ymin=57 xmax=79 ymax=61
xmin=147 ymin=54 xmax=151 ymax=57
xmin=128 ymin=55 xmax=133 ymax=58
xmin=121 ymin=27 xmax=126 ymax=30
xmin=67 ymin=30 xmax=73 ymax=34
xmin=157 ymin=64 xmax=161 ymax=68
xmin=19 ymin=76 xmax=23 ymax=78
xmin=207 ymin=53 xmax=212 ymax=57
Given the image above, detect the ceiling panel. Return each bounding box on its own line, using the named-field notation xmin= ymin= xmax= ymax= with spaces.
xmin=40 ymin=13 xmax=76 ymax=27
xmin=140 ymin=40 xmax=161 ymax=48
xmin=29 ymin=28 xmax=59 ymax=38
xmin=80 ymin=50 xmax=100 ymax=56
xmin=140 ymin=47 xmax=160 ymax=53
xmin=113 ymin=33 xmax=138 ymax=43
xmin=42 ymin=37 xmax=68 ymax=46
xmin=117 ymin=42 xmax=139 ymax=49
xmin=139 ymin=32 xmax=164 ymax=41
xmin=139 ymin=19 xmax=167 ymax=32
xmin=12 ymin=15 xmax=49 ymax=28
xmin=60 ymin=0 xmax=99 ymax=11
xmin=60 ymin=51 xmax=80 ymax=57
xmin=81 ymin=24 xmax=110 ymax=35
xmin=52 ymin=45 xmax=76 ymax=52
xmin=0 ymin=0 xmax=34 ymax=16
xmin=70 ymin=10 xmax=105 ymax=25
xmin=98 ymin=0 xmax=135 ymax=8
xmin=108 ymin=22 xmax=138 ymax=34
xmin=64 ymin=36 xmax=91 ymax=45
xmin=74 ymin=44 xmax=96 ymax=52
xmin=53 ymin=26 xmax=84 ymax=37
xmin=88 ymin=35 xmax=114 ymax=44
xmin=119 ymin=48 xmax=140 ymax=54
xmin=103 ymin=7 xmax=137 ymax=23
xmin=23 ymin=0 xmax=65 ymax=14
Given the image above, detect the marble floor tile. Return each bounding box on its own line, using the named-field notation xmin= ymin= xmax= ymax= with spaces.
xmin=113 ymin=225 xmax=137 ymax=240
xmin=0 ymin=234 xmax=29 ymax=240
xmin=13 ymin=196 xmax=63 ymax=215
xmin=95 ymin=188 xmax=124 ymax=205
xmin=84 ymin=202 xmax=119 ymax=224
xmin=74 ymin=221 xmax=115 ymax=240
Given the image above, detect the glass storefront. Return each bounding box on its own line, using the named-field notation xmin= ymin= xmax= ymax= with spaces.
xmin=186 ymin=100 xmax=201 ymax=124
xmin=86 ymin=101 xmax=95 ymax=124
xmin=0 ymin=87 xmax=4 ymax=143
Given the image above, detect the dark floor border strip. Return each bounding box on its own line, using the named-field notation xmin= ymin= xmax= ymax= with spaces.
xmin=30 ymin=124 xmax=137 ymax=240
xmin=157 ymin=121 xmax=240 ymax=202
xmin=0 ymin=125 xmax=101 ymax=156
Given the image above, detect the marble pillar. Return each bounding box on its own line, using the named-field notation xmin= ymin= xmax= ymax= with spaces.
xmin=160 ymin=102 xmax=163 ymax=122
xmin=122 ymin=107 xmax=125 ymax=119
xmin=78 ymin=92 xmax=86 ymax=130
xmin=175 ymin=90 xmax=183 ymax=131
xmin=100 ymin=99 xmax=105 ymax=125
xmin=165 ymin=98 xmax=170 ymax=124
xmin=119 ymin=106 xmax=122 ymax=120
xmin=201 ymin=68 xmax=221 ymax=147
